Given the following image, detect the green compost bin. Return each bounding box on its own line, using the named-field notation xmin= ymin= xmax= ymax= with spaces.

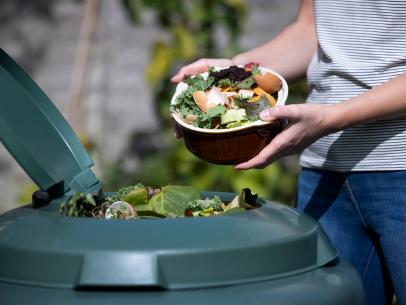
xmin=0 ymin=49 xmax=366 ymax=305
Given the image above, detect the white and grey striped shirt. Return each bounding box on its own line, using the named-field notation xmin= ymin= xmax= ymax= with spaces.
xmin=300 ymin=0 xmax=406 ymax=171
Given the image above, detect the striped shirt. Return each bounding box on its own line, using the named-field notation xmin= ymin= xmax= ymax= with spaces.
xmin=300 ymin=0 xmax=406 ymax=171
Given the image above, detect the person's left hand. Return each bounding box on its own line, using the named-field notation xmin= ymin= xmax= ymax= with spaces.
xmin=235 ymin=103 xmax=334 ymax=170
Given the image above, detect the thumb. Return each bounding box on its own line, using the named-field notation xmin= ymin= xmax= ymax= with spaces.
xmin=259 ymin=105 xmax=299 ymax=122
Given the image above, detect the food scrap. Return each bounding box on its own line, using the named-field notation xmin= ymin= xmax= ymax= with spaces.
xmin=60 ymin=184 xmax=259 ymax=220
xmin=170 ymin=64 xmax=282 ymax=129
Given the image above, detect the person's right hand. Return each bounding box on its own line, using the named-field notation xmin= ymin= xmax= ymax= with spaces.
xmin=171 ymin=58 xmax=234 ymax=83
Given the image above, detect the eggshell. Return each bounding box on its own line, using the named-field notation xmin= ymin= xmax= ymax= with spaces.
xmin=252 ymin=86 xmax=276 ymax=105
xmin=253 ymin=72 xmax=282 ymax=94
xmin=207 ymin=87 xmax=228 ymax=105
xmin=193 ymin=90 xmax=216 ymax=112
xmin=184 ymin=114 xmax=197 ymax=124
xmin=105 ymin=201 xmax=136 ymax=219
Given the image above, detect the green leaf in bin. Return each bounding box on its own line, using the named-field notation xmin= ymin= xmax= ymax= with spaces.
xmin=85 ymin=193 xmax=97 ymax=206
xmin=123 ymin=188 xmax=149 ymax=206
xmin=150 ymin=185 xmax=201 ymax=217
xmin=60 ymin=185 xmax=259 ymax=219
xmin=137 ymin=210 xmax=166 ymax=218
xmin=221 ymin=207 xmax=246 ymax=214
xmin=198 ymin=207 xmax=215 ymax=217
xmin=223 ymin=188 xmax=258 ymax=211
xmin=109 ymin=184 xmax=145 ymax=202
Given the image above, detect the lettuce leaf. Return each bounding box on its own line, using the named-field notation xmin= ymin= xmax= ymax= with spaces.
xmin=149 ymin=185 xmax=201 ymax=217
xmin=206 ymin=105 xmax=226 ymax=118
xmin=234 ymin=95 xmax=270 ymax=121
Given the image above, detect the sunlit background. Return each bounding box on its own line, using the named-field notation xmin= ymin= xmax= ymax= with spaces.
xmin=0 ymin=0 xmax=305 ymax=213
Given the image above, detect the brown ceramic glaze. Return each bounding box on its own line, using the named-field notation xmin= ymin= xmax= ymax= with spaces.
xmin=176 ymin=120 xmax=283 ymax=165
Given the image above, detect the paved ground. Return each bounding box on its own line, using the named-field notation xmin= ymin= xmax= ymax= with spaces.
xmin=0 ymin=0 xmax=299 ymax=212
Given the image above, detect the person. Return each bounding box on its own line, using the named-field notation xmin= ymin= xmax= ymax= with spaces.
xmin=171 ymin=0 xmax=406 ymax=304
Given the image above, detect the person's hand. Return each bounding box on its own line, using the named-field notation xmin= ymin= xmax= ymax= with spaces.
xmin=171 ymin=58 xmax=234 ymax=83
xmin=235 ymin=103 xmax=334 ymax=170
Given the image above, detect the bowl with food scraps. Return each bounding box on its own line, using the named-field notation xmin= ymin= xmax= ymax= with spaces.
xmin=170 ymin=64 xmax=288 ymax=165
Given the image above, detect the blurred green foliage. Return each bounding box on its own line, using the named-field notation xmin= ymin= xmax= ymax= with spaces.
xmin=105 ymin=0 xmax=307 ymax=205
xmin=17 ymin=183 xmax=38 ymax=206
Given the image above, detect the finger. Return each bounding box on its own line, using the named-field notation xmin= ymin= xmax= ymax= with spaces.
xmin=260 ymin=105 xmax=301 ymax=122
xmin=234 ymin=152 xmax=275 ymax=170
xmin=170 ymin=59 xmax=212 ymax=83
xmin=235 ymin=144 xmax=279 ymax=170
xmin=171 ymin=65 xmax=207 ymax=83
xmin=234 ymin=131 xmax=289 ymax=170
xmin=171 ymin=58 xmax=233 ymax=83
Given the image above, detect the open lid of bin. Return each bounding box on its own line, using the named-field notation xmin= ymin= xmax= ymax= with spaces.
xmin=0 ymin=49 xmax=101 ymax=195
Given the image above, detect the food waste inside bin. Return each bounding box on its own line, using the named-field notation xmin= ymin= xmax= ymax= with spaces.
xmin=0 ymin=49 xmax=365 ymax=305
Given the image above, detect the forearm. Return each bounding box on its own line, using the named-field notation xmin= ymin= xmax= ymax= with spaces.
xmin=237 ymin=72 xmax=406 ymax=169
xmin=232 ymin=0 xmax=317 ymax=83
xmin=328 ymin=73 xmax=406 ymax=132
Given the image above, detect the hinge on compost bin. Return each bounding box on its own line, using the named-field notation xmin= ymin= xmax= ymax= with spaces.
xmin=69 ymin=168 xmax=102 ymax=194
xmin=31 ymin=169 xmax=102 ymax=209
xmin=32 ymin=181 xmax=65 ymax=208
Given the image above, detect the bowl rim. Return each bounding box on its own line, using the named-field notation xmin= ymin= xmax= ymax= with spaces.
xmin=170 ymin=66 xmax=288 ymax=134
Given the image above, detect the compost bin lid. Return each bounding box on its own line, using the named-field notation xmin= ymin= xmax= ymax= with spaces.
xmin=0 ymin=49 xmax=101 ymax=195
xmin=0 ymin=192 xmax=338 ymax=290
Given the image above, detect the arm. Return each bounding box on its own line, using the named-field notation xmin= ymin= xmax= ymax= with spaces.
xmin=235 ymin=72 xmax=406 ymax=170
xmin=232 ymin=0 xmax=316 ymax=83
xmin=171 ymin=0 xmax=316 ymax=83
xmin=330 ymin=73 xmax=406 ymax=128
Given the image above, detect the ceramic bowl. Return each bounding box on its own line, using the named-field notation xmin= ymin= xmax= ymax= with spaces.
xmin=171 ymin=67 xmax=288 ymax=165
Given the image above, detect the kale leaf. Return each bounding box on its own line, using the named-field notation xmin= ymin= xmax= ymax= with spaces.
xmin=217 ymin=78 xmax=236 ymax=88
xmin=183 ymin=74 xmax=204 ymax=86
xmin=235 ymin=76 xmax=255 ymax=89
xmin=109 ymin=183 xmax=145 ymax=202
xmin=187 ymin=196 xmax=223 ymax=212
